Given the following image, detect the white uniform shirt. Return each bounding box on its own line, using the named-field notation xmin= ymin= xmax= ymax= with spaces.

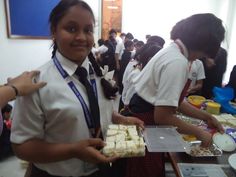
xmin=189 ymin=59 xmax=205 ymax=87
xmin=115 ymin=41 xmax=124 ymax=60
xmin=10 ymin=51 xmax=114 ymax=177
xmin=122 ymin=59 xmax=138 ymax=104
xmin=97 ymin=45 xmax=108 ymax=54
xmin=124 ymin=68 xmax=140 ymax=105
xmin=133 ymin=42 xmax=189 ymax=107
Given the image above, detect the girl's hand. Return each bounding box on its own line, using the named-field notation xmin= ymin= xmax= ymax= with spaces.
xmin=196 ymin=130 xmax=213 ymax=147
xmin=7 ymin=70 xmax=46 ymax=96
xmin=73 ymin=138 xmax=118 ymax=163
xmin=206 ymin=116 xmax=224 ymax=133
xmin=124 ymin=116 xmax=144 ymax=129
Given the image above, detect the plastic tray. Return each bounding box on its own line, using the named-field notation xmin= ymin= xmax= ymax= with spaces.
xmin=143 ymin=126 xmax=190 ymax=152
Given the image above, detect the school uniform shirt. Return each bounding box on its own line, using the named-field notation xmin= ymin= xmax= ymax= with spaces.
xmin=122 ymin=59 xmax=138 ymax=104
xmin=10 ymin=51 xmax=114 ymax=177
xmin=115 ymin=41 xmax=124 ymax=60
xmin=0 ymin=111 xmax=3 ymax=135
xmin=124 ymin=67 xmax=140 ymax=105
xmin=133 ymin=41 xmax=189 ymax=107
xmin=189 ymin=59 xmax=205 ymax=88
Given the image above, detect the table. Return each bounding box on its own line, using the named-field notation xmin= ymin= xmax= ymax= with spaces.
xmin=167 ymin=151 xmax=236 ymax=177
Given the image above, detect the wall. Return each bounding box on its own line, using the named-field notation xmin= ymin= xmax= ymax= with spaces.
xmin=122 ymin=0 xmax=236 ymax=83
xmin=1 ymin=0 xmax=235 ymax=84
xmin=0 ymin=0 xmax=101 ymax=84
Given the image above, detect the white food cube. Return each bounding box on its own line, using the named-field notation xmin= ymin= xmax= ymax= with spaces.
xmin=106 ymin=136 xmax=116 ymax=142
xmin=128 ymin=129 xmax=138 ymax=136
xmin=129 ymin=134 xmax=140 ymax=141
xmin=106 ymin=129 xmax=118 ymax=136
xmin=116 ymin=141 xmax=127 ymax=152
xmin=115 ymin=134 xmax=126 ymax=142
xmin=119 ymin=124 xmax=128 ymax=130
xmin=108 ymin=124 xmax=119 ymax=130
xmin=103 ymin=142 xmax=115 ymax=155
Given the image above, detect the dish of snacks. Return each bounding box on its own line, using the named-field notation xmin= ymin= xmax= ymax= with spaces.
xmin=102 ymin=124 xmax=145 ymax=157
xmin=187 ymin=141 xmax=222 ymax=157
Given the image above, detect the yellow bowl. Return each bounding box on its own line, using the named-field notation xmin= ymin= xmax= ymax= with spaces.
xmin=206 ymin=102 xmax=221 ymax=115
xmin=187 ymin=95 xmax=206 ymax=108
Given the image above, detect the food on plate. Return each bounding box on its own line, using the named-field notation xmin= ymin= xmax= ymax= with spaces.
xmin=188 ymin=143 xmax=222 ymax=157
xmin=213 ymin=113 xmax=236 ymax=127
xmin=103 ymin=124 xmax=145 ymax=157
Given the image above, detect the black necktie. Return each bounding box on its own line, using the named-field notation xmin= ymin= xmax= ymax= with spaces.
xmin=75 ymin=67 xmax=101 ymax=137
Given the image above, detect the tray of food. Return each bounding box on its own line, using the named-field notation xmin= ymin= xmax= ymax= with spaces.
xmin=102 ymin=124 xmax=145 ymax=157
xmin=176 ymin=114 xmax=203 ymax=126
xmin=186 ymin=141 xmax=222 ymax=157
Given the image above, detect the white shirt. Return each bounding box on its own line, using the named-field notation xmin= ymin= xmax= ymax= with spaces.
xmin=10 ymin=51 xmax=114 ymax=177
xmin=97 ymin=45 xmax=108 ymax=54
xmin=189 ymin=59 xmax=205 ymax=87
xmin=115 ymin=41 xmax=124 ymax=60
xmin=133 ymin=41 xmax=189 ymax=107
xmin=122 ymin=59 xmax=138 ymax=104
xmin=124 ymin=68 xmax=140 ymax=105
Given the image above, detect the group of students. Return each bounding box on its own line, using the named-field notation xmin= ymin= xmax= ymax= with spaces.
xmin=0 ymin=0 xmax=227 ymax=177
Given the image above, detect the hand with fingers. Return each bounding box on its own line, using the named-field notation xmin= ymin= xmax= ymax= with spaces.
xmin=73 ymin=138 xmax=118 ymax=163
xmin=124 ymin=116 xmax=145 ymax=129
xmin=6 ymin=70 xmax=47 ymax=96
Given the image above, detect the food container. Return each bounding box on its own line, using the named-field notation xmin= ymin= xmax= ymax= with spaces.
xmin=206 ymin=102 xmax=221 ymax=115
xmin=102 ymin=124 xmax=145 ymax=157
xmin=212 ymin=132 xmax=236 ymax=152
xmin=187 ymin=95 xmax=206 ymax=109
xmin=187 ymin=141 xmax=222 ymax=157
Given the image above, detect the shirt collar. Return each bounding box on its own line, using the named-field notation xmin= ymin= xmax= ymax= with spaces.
xmin=174 ymin=39 xmax=189 ymax=58
xmin=55 ymin=51 xmax=89 ymax=76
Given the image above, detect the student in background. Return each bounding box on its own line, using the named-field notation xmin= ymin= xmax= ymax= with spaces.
xmin=10 ymin=1 xmax=143 ymax=177
xmin=226 ymin=65 xmax=236 ymax=101
xmin=126 ymin=13 xmax=225 ymax=177
xmin=200 ymin=47 xmax=227 ymax=99
xmin=146 ymin=35 xmax=165 ymax=48
xmin=187 ymin=59 xmax=205 ymax=95
xmin=118 ymin=40 xmax=135 ymax=93
xmin=122 ymin=42 xmax=162 ymax=110
xmin=0 ymin=71 xmax=46 ymax=135
xmin=115 ymin=32 xmax=134 ymax=71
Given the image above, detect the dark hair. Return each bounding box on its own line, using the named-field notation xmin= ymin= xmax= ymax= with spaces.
xmin=120 ymin=33 xmax=126 ymax=37
xmin=136 ymin=42 xmax=162 ymax=68
xmin=133 ymin=39 xmax=138 ymax=43
xmin=109 ymin=29 xmax=117 ymax=35
xmin=146 ymin=34 xmax=151 ymax=39
xmin=136 ymin=41 xmax=145 ymax=47
xmin=125 ymin=32 xmax=134 ymax=40
xmin=124 ymin=40 xmax=134 ymax=49
xmin=97 ymin=39 xmax=104 ymax=46
xmin=49 ymin=0 xmax=95 ymax=58
xmin=49 ymin=0 xmax=117 ymax=99
xmin=88 ymin=53 xmax=118 ymax=99
xmin=170 ymin=13 xmax=225 ymax=58
xmin=147 ymin=35 xmax=165 ymax=48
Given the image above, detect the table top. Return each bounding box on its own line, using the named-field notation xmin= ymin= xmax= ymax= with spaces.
xmin=167 ymin=151 xmax=236 ymax=177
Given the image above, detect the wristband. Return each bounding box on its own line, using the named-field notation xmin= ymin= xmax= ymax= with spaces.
xmin=5 ymin=84 xmax=19 ymax=97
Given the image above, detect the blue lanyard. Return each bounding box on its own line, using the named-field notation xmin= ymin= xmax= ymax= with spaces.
xmin=53 ymin=56 xmax=98 ymax=135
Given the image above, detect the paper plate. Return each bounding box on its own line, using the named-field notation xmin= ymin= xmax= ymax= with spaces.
xmin=228 ymin=153 xmax=236 ymax=170
xmin=213 ymin=133 xmax=236 ymax=152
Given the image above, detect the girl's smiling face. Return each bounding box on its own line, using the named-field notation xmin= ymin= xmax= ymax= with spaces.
xmin=52 ymin=5 xmax=94 ymax=66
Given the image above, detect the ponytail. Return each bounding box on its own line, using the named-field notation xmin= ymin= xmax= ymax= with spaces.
xmin=88 ymin=53 xmax=118 ymax=99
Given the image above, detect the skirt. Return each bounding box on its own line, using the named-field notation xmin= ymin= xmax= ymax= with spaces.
xmin=125 ymin=111 xmax=165 ymax=177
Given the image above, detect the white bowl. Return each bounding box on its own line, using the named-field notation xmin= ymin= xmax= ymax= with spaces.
xmin=228 ymin=153 xmax=236 ymax=170
xmin=213 ymin=133 xmax=236 ymax=152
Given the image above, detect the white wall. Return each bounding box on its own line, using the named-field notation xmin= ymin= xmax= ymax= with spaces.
xmin=0 ymin=0 xmax=101 ymax=84
xmin=122 ymin=0 xmax=236 ymax=83
xmin=1 ymin=0 xmax=236 ymax=84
